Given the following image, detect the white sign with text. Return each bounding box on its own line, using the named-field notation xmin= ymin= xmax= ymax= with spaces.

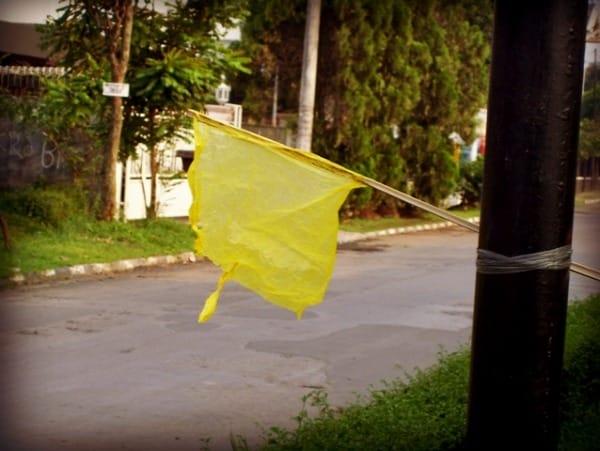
xmin=102 ymin=82 xmax=130 ymax=97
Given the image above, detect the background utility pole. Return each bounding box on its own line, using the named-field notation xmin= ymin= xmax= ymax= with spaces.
xmin=466 ymin=1 xmax=587 ymax=449
xmin=296 ymin=0 xmax=321 ymax=151
xmin=272 ymin=64 xmax=279 ymax=127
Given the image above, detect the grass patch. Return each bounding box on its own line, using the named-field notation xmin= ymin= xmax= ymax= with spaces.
xmin=574 ymin=190 xmax=600 ymax=206
xmin=559 ymin=294 xmax=600 ymax=449
xmin=3 ymin=188 xmax=594 ymax=277
xmin=231 ymin=294 xmax=600 ymax=451
xmin=0 ymin=191 xmax=478 ymax=278
xmin=0 ymin=212 xmax=195 ymax=277
xmin=340 ymin=208 xmax=480 ymax=234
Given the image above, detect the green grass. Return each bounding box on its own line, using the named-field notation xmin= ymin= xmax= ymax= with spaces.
xmin=340 ymin=208 xmax=480 ymax=233
xmin=0 ymin=189 xmax=594 ymax=278
xmin=0 ymin=194 xmax=477 ymax=278
xmin=0 ymin=212 xmax=196 ymax=277
xmin=559 ymin=293 xmax=600 ymax=449
xmin=574 ymin=190 xmax=600 ymax=206
xmin=230 ymin=294 xmax=600 ymax=451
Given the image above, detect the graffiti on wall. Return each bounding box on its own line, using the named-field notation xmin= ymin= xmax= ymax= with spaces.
xmin=0 ymin=128 xmax=69 ymax=188
xmin=0 ymin=130 xmax=63 ymax=169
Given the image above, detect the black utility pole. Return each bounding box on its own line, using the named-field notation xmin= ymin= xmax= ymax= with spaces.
xmin=466 ymin=1 xmax=587 ymax=450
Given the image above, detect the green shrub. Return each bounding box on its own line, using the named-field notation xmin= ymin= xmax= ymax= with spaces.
xmin=0 ymin=185 xmax=86 ymax=227
xmin=458 ymin=156 xmax=484 ymax=207
xmin=559 ymin=294 xmax=600 ymax=450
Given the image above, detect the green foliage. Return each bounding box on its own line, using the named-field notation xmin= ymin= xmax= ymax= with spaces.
xmin=579 ymin=74 xmax=600 ymax=159
xmin=402 ymin=124 xmax=459 ymax=207
xmin=238 ymin=0 xmax=492 ymax=214
xmin=580 ymin=85 xmax=599 ymax=120
xmin=124 ymin=0 xmax=250 ymax=127
xmin=1 ymin=68 xmax=110 ymax=213
xmin=0 ymin=64 xmax=110 ymax=213
xmin=397 ymin=0 xmax=490 ymax=207
xmin=39 ymin=66 xmax=109 ymax=185
xmin=34 ymin=0 xmax=251 ymax=219
xmin=583 ymin=63 xmax=600 ymax=92
xmin=0 ymin=203 xmax=195 ymax=277
xmin=0 ymin=185 xmax=86 ymax=228
xmin=559 ymin=294 xmax=600 ymax=449
xmin=458 ymin=156 xmax=484 ymax=207
xmin=316 ymin=0 xmax=416 ymax=214
xmin=229 ymin=349 xmax=471 ymax=451
xmin=0 ymin=88 xmax=40 ymax=127
xmin=122 ymin=0 xmax=250 ymax=218
xmin=578 ymin=118 xmax=600 ymax=159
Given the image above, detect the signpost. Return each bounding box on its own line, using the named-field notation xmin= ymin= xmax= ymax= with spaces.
xmin=102 ymin=82 xmax=130 ymax=97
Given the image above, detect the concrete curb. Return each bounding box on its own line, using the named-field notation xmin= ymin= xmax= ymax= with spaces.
xmin=337 ymin=217 xmax=481 ymax=244
xmin=5 ymin=252 xmax=198 ymax=287
xmin=3 ymin=217 xmax=481 ymax=287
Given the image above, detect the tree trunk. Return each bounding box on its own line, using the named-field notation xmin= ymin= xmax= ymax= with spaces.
xmin=296 ymin=0 xmax=321 ymax=151
xmin=0 ymin=211 xmax=11 ymax=249
xmin=99 ymin=0 xmax=134 ymax=220
xmin=100 ymin=96 xmax=124 ymax=220
xmin=149 ymin=143 xmax=159 ymax=220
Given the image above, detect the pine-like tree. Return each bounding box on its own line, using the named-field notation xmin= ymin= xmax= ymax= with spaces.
xmin=237 ymin=0 xmax=492 ymax=214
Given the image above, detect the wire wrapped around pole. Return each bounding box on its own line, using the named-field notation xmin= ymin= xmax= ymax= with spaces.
xmin=477 ymin=245 xmax=572 ymax=274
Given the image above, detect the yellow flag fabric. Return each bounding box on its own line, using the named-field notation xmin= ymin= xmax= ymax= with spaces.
xmin=188 ymin=112 xmax=365 ymax=322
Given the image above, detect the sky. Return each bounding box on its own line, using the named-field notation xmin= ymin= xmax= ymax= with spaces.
xmin=0 ymin=0 xmax=240 ymax=40
xmin=0 ymin=0 xmax=62 ymax=23
xmin=0 ymin=1 xmax=593 ymax=60
xmin=0 ymin=0 xmax=170 ymax=23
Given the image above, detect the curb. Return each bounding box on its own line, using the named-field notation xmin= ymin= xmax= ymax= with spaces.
xmin=337 ymin=217 xmax=481 ymax=244
xmin=2 ymin=196 xmax=596 ymax=287
xmin=3 ymin=217 xmax=480 ymax=287
xmin=583 ymin=198 xmax=600 ymax=205
xmin=4 ymin=252 xmax=198 ymax=287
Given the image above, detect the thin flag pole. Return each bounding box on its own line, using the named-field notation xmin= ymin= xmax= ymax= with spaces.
xmin=359 ymin=176 xmax=479 ymax=233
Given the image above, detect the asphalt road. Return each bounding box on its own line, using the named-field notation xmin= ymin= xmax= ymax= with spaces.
xmin=0 ymin=207 xmax=598 ymax=451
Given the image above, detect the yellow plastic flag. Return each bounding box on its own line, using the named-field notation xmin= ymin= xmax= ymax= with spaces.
xmin=188 ymin=112 xmax=365 ymax=322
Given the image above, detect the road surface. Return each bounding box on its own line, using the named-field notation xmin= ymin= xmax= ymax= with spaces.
xmin=0 ymin=207 xmax=598 ymax=451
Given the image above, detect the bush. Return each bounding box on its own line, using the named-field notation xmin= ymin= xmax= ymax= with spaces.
xmin=0 ymin=185 xmax=86 ymax=227
xmin=559 ymin=294 xmax=600 ymax=449
xmin=458 ymin=156 xmax=484 ymax=207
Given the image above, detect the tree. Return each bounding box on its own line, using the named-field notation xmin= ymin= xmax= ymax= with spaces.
xmin=36 ymin=63 xmax=110 ymax=195
xmin=40 ymin=0 xmax=134 ymax=220
xmin=231 ymin=0 xmax=305 ymax=121
xmin=38 ymin=0 xmax=249 ymax=219
xmin=236 ymin=0 xmax=492 ymax=215
xmin=122 ymin=0 xmax=249 ymax=218
xmin=399 ymin=0 xmax=491 ymax=207
xmin=580 ymin=84 xmax=600 ymax=159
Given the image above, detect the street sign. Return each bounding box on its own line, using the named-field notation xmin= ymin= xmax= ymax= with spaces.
xmin=102 ymin=82 xmax=130 ymax=97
